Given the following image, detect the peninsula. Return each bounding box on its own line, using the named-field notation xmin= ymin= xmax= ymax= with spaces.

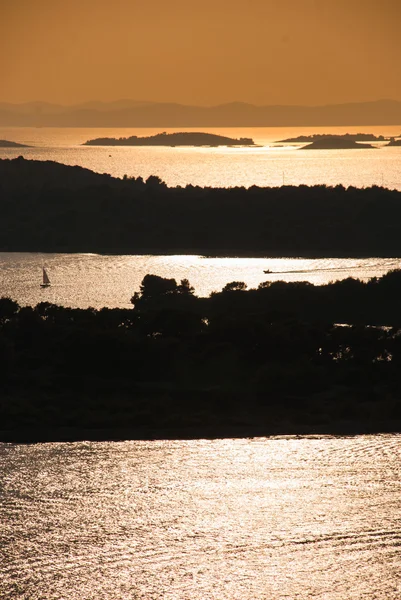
xmin=83 ymin=132 xmax=255 ymax=147
xmin=0 ymin=139 xmax=31 ymax=148
xmin=278 ymin=133 xmax=387 ymax=143
xmin=300 ymin=137 xmax=375 ymax=150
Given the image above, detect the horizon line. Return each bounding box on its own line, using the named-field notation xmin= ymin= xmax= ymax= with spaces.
xmin=1 ymin=98 xmax=401 ymax=109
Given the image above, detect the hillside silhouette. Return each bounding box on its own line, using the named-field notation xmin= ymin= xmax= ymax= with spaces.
xmin=2 ymin=157 xmax=401 ymax=256
xmin=3 ymin=271 xmax=401 ymax=442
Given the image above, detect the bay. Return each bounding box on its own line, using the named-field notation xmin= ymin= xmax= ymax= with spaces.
xmin=1 ymin=435 xmax=401 ymax=600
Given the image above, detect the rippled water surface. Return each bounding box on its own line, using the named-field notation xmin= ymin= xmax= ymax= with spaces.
xmin=1 ymin=125 xmax=401 ymax=189
xmin=1 ymin=436 xmax=401 ymax=599
xmin=2 ymin=252 xmax=401 ymax=308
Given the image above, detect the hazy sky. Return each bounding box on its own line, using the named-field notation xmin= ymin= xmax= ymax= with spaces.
xmin=1 ymin=0 xmax=400 ymax=106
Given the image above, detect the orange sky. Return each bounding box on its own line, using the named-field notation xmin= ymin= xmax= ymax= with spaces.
xmin=1 ymin=0 xmax=400 ymax=106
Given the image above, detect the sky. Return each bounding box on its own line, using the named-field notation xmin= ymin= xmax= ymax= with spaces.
xmin=1 ymin=0 xmax=401 ymax=106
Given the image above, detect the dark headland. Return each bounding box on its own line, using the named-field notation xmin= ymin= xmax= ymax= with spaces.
xmin=83 ymin=132 xmax=255 ymax=147
xmin=300 ymin=137 xmax=375 ymax=150
xmin=2 ymin=157 xmax=401 ymax=257
xmin=0 ymin=139 xmax=31 ymax=148
xmin=387 ymin=138 xmax=401 ymax=146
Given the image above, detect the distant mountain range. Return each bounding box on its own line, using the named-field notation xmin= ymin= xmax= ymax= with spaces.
xmin=0 ymin=99 xmax=400 ymax=127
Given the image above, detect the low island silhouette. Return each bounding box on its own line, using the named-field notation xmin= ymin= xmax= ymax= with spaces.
xmin=0 ymin=139 xmax=31 ymax=148
xmin=387 ymin=138 xmax=401 ymax=146
xmin=300 ymin=137 xmax=375 ymax=150
xmin=83 ymin=132 xmax=256 ymax=147
xmin=278 ymin=133 xmax=388 ymax=143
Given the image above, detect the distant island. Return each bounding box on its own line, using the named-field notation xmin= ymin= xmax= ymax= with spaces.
xmin=0 ymin=139 xmax=30 ymax=148
xmin=278 ymin=133 xmax=388 ymax=143
xmin=387 ymin=138 xmax=401 ymax=146
xmin=300 ymin=137 xmax=375 ymax=150
xmin=83 ymin=132 xmax=256 ymax=147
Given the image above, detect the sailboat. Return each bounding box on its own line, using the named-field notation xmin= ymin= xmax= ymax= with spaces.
xmin=40 ymin=267 xmax=51 ymax=288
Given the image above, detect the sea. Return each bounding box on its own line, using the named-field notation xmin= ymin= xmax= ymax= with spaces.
xmin=1 ymin=435 xmax=401 ymax=599
xmin=1 ymin=125 xmax=401 ymax=189
xmin=1 ymin=127 xmax=401 ymax=599
xmin=2 ymin=252 xmax=401 ymax=309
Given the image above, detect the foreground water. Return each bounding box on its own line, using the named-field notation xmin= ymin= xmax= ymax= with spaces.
xmin=1 ymin=125 xmax=401 ymax=189
xmin=2 ymin=252 xmax=401 ymax=308
xmin=1 ymin=436 xmax=400 ymax=599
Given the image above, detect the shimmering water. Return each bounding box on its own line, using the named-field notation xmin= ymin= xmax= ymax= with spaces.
xmin=1 ymin=125 xmax=401 ymax=189
xmin=1 ymin=436 xmax=401 ymax=599
xmin=2 ymin=252 xmax=401 ymax=308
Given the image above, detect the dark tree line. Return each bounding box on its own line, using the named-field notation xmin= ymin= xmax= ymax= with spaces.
xmin=1 ymin=157 xmax=401 ymax=256
xmin=2 ymin=271 xmax=401 ymax=439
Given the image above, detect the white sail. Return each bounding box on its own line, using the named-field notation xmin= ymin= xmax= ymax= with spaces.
xmin=43 ymin=268 xmax=50 ymax=285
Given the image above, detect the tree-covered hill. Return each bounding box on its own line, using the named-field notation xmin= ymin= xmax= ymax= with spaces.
xmin=3 ymin=272 xmax=401 ymax=441
xmin=1 ymin=157 xmax=401 ymax=256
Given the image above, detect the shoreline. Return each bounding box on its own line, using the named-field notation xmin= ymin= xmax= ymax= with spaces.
xmin=0 ymin=248 xmax=400 ymax=259
xmin=2 ymin=422 xmax=401 ymax=444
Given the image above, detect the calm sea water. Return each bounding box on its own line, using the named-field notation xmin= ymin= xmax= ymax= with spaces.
xmin=1 ymin=435 xmax=401 ymax=600
xmin=1 ymin=252 xmax=401 ymax=308
xmin=1 ymin=125 xmax=401 ymax=188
